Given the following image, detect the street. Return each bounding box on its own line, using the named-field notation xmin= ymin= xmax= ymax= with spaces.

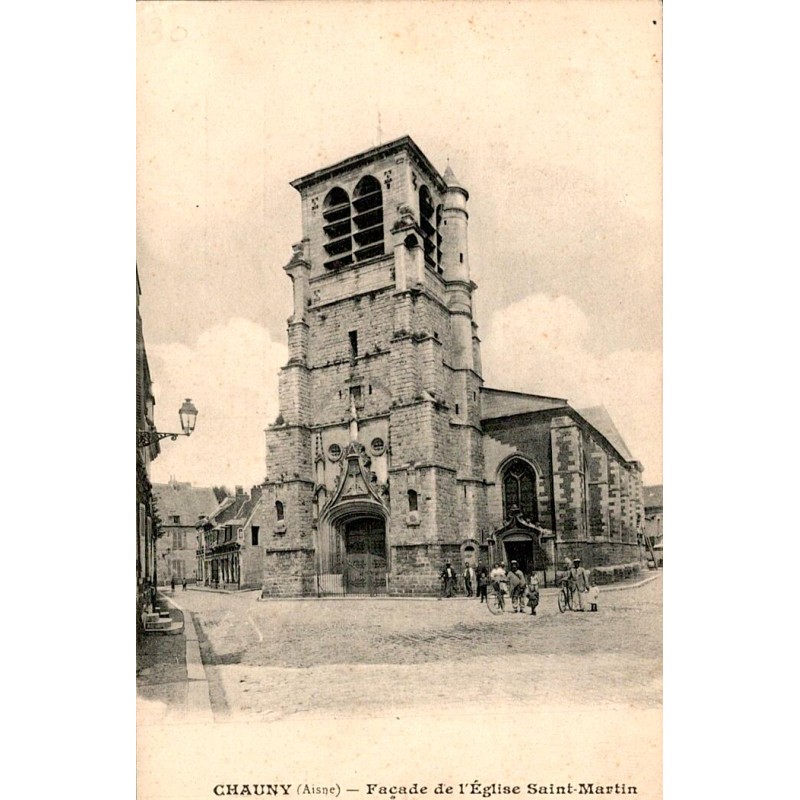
xmin=167 ymin=576 xmax=662 ymax=722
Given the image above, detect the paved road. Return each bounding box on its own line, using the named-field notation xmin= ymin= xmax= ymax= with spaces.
xmin=169 ymin=576 xmax=662 ymax=722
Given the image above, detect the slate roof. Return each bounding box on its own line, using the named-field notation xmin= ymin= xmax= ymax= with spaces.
xmin=574 ymin=406 xmax=635 ymax=462
xmin=481 ymin=388 xmax=569 ymax=420
xmin=643 ymin=485 xmax=663 ymax=509
xmin=152 ymin=481 xmax=218 ymax=526
xmin=206 ymin=490 xmax=261 ymax=530
xmin=481 ymin=391 xmax=638 ymax=466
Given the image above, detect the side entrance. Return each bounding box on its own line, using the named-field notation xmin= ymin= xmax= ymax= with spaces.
xmin=503 ymin=535 xmax=535 ymax=575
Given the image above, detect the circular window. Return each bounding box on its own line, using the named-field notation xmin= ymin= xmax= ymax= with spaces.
xmin=328 ymin=443 xmax=342 ymax=461
xmin=370 ymin=437 xmax=385 ymax=456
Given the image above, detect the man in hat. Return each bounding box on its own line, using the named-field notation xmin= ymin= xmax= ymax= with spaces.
xmin=440 ymin=562 xmax=457 ymax=598
xmin=569 ymin=558 xmax=591 ymax=611
xmin=476 ymin=561 xmax=489 ymax=603
xmin=463 ymin=561 xmax=476 ymax=597
xmin=507 ymin=560 xmax=527 ymax=613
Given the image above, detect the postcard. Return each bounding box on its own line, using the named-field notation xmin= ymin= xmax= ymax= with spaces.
xmin=137 ymin=2 xmax=662 ymax=799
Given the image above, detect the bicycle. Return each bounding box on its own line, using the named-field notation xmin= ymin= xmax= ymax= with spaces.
xmin=487 ymin=581 xmax=507 ymax=615
xmin=557 ymin=580 xmax=574 ymax=613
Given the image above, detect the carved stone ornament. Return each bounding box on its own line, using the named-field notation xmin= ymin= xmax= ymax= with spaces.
xmin=319 ymin=440 xmax=389 ymax=518
xmin=391 ymin=204 xmax=416 ymax=233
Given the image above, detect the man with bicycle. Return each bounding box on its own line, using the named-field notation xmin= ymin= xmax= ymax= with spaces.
xmin=489 ymin=562 xmax=507 ymax=598
xmin=557 ymin=557 xmax=578 ymax=611
xmin=569 ymin=558 xmax=591 ymax=611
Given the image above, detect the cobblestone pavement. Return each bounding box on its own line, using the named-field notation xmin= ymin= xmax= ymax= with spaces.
xmin=170 ymin=575 xmax=661 ymax=722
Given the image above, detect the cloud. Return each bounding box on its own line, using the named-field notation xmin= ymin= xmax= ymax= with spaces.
xmin=482 ymin=293 xmax=662 ymax=483
xmin=148 ymin=318 xmax=287 ymax=489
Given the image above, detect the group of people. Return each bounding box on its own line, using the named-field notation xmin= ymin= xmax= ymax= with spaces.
xmin=440 ymin=556 xmax=599 ymax=614
xmin=440 ymin=560 xmax=541 ymax=615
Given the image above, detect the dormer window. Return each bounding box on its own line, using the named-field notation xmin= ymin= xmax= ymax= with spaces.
xmin=352 ymin=175 xmax=384 ymax=262
xmin=323 ymin=187 xmax=353 ymax=269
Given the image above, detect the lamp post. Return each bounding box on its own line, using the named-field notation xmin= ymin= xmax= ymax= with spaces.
xmin=137 ymin=398 xmax=198 ymax=448
xmin=138 ymin=399 xmax=198 ymax=592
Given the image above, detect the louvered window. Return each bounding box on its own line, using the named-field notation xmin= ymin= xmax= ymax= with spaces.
xmin=323 ymin=187 xmax=353 ymax=269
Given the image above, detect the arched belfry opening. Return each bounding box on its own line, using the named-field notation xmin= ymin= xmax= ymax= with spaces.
xmin=352 ymin=175 xmax=384 ymax=261
xmin=322 ymin=187 xmax=353 ymax=269
xmin=418 ymin=185 xmax=438 ymax=272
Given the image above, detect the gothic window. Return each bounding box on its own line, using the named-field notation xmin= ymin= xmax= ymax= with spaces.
xmin=275 ymin=501 xmax=285 ymax=522
xmin=502 ymin=459 xmax=538 ymax=522
xmin=419 ymin=186 xmax=437 ymax=272
xmin=352 ymin=175 xmax=384 ymax=262
xmin=407 ymin=489 xmax=418 ymax=513
xmin=322 ymin=187 xmax=353 ymax=269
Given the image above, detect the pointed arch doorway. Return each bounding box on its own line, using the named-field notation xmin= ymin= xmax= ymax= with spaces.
xmin=343 ymin=515 xmax=387 ymax=595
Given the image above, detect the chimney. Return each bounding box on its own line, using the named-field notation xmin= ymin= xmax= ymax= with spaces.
xmin=235 ymin=485 xmax=244 ymax=497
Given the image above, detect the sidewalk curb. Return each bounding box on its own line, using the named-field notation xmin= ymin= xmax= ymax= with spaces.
xmin=255 ymin=573 xmax=661 ymax=601
xmin=162 ymin=595 xmax=214 ymax=722
xmin=594 ymin=573 xmax=661 ymax=593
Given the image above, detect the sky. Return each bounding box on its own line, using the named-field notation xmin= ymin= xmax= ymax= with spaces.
xmin=137 ymin=0 xmax=662 ymax=491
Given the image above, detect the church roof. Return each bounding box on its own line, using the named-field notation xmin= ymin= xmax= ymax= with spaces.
xmin=481 ymin=391 xmax=638 ymax=465
xmin=481 ymin=387 xmax=569 ymax=419
xmin=443 ymin=164 xmax=458 ymax=183
xmin=442 ymin=163 xmax=469 ymax=199
xmin=574 ymin=406 xmax=635 ymax=462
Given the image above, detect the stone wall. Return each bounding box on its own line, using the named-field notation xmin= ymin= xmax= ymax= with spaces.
xmin=260 ymin=549 xmax=317 ymax=597
xmin=390 ymin=543 xmax=464 ymax=595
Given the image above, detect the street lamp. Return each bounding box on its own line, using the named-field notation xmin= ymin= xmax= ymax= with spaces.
xmin=137 ymin=398 xmax=198 ymax=448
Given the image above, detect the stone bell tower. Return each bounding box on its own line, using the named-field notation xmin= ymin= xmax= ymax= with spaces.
xmin=260 ymin=136 xmax=489 ymax=596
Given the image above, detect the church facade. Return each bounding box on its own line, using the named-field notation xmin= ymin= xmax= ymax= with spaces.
xmin=257 ymin=137 xmax=644 ymax=597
